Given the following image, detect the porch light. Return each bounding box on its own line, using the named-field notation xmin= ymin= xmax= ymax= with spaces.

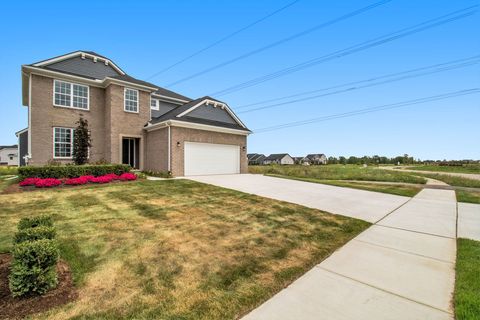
xmin=177 ymin=142 xmax=181 ymax=147
xmin=242 ymin=146 xmax=246 ymax=151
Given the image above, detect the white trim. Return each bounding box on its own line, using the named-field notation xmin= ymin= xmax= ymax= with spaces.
xmin=167 ymin=125 xmax=171 ymax=172
xmin=175 ymin=98 xmax=247 ymax=129
xmin=32 ymin=51 xmax=126 ymax=75
xmin=53 ymin=79 xmax=90 ymax=111
xmin=124 ymin=87 xmax=139 ymax=113
xmin=104 ymin=77 xmax=158 ymax=91
xmin=28 ymin=74 xmax=32 ymax=157
xmin=52 ymin=127 xmax=74 ymax=159
xmin=145 ymin=119 xmax=250 ymax=136
xmin=150 ymin=97 xmax=160 ymax=111
xmin=15 ymin=128 xmax=28 ymax=136
xmin=151 ymin=93 xmax=189 ymax=104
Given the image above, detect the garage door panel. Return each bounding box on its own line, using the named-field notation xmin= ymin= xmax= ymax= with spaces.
xmin=184 ymin=142 xmax=240 ymax=176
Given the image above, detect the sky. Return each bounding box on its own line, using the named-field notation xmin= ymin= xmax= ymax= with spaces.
xmin=0 ymin=0 xmax=478 ymax=160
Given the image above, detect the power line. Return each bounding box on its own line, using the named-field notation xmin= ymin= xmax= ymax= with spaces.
xmin=253 ymin=88 xmax=480 ymax=133
xmin=211 ymin=6 xmax=478 ymax=97
xmin=146 ymin=0 xmax=301 ymax=80
xmin=235 ymin=55 xmax=480 ymax=110
xmin=236 ymin=55 xmax=480 ymax=114
xmin=164 ymin=0 xmax=394 ymax=87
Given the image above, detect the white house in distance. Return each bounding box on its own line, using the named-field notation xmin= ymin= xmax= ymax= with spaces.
xmin=0 ymin=145 xmax=19 ymax=166
xmin=263 ymin=153 xmax=294 ymax=165
xmin=305 ymin=153 xmax=327 ymax=165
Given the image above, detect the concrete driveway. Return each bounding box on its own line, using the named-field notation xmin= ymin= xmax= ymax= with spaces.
xmin=188 ymin=174 xmax=410 ymax=223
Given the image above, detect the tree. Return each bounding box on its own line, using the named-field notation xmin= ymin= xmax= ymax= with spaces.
xmin=73 ymin=117 xmax=91 ymax=165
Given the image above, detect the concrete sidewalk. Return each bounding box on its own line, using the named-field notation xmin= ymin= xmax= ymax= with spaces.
xmin=242 ymin=188 xmax=457 ymax=320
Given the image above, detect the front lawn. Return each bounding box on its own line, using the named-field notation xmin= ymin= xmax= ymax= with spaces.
xmin=455 ymin=238 xmax=480 ymax=320
xmin=249 ymin=165 xmax=426 ymax=184
xmin=456 ymin=190 xmax=480 ymax=204
xmin=0 ymin=179 xmax=369 ymax=319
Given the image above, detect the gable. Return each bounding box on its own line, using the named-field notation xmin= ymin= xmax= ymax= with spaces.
xmin=44 ymin=56 xmax=121 ymax=80
xmin=187 ymin=103 xmax=238 ymax=124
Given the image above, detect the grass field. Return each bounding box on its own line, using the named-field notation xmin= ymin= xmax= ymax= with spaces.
xmin=455 ymin=238 xmax=480 ymax=320
xmin=0 ymin=180 xmax=368 ymax=319
xmin=414 ymin=173 xmax=480 ymax=188
xmin=267 ymin=174 xmax=421 ymax=197
xmin=407 ymin=165 xmax=480 ymax=174
xmin=456 ymin=190 xmax=480 ymax=204
xmin=249 ymin=165 xmax=427 ymax=184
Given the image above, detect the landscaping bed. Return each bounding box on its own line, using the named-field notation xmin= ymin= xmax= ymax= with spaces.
xmin=18 ymin=173 xmax=137 ymax=190
xmin=0 ymin=254 xmax=76 ymax=320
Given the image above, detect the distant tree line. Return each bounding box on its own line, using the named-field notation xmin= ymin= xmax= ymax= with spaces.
xmin=326 ymin=155 xmax=479 ymax=165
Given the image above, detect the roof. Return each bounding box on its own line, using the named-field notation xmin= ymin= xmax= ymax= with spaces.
xmin=149 ymin=96 xmax=250 ymax=132
xmin=306 ymin=154 xmax=326 ymax=159
xmin=248 ymin=154 xmax=265 ymax=161
xmin=27 ymin=51 xmax=191 ymax=102
xmin=265 ymin=153 xmax=291 ymax=161
xmin=0 ymin=145 xmax=18 ymax=150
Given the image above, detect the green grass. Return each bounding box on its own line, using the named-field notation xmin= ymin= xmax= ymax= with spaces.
xmin=0 ymin=179 xmax=369 ymax=319
xmin=456 ymin=189 xmax=480 ymax=204
xmin=249 ymin=165 xmax=426 ymax=184
xmin=0 ymin=175 xmax=17 ymax=193
xmin=455 ymin=238 xmax=480 ymax=320
xmin=414 ymin=173 xmax=480 ymax=188
xmin=267 ymin=174 xmax=422 ymax=197
xmin=407 ymin=164 xmax=480 ymax=174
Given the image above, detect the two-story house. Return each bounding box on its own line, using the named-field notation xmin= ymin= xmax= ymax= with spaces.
xmin=19 ymin=51 xmax=251 ymax=176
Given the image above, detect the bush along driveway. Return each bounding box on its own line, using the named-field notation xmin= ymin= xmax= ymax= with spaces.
xmin=0 ymin=179 xmax=369 ymax=319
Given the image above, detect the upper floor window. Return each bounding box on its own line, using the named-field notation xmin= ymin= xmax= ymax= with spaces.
xmin=150 ymin=98 xmax=159 ymax=111
xmin=53 ymin=127 xmax=74 ymax=158
xmin=54 ymin=80 xmax=89 ymax=110
xmin=124 ymin=88 xmax=138 ymax=113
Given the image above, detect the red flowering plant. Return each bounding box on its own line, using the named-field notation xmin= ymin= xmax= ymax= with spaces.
xmin=65 ymin=176 xmax=90 ymax=185
xmin=19 ymin=177 xmax=41 ymax=187
xmin=34 ymin=178 xmax=62 ymax=188
xmin=90 ymin=175 xmax=113 ymax=184
xmin=103 ymin=173 xmax=120 ymax=181
xmin=119 ymin=173 xmax=137 ymax=181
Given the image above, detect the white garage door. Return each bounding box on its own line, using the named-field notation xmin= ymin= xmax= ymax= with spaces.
xmin=184 ymin=142 xmax=240 ymax=176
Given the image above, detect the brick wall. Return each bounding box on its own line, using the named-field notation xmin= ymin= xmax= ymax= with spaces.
xmin=144 ymin=127 xmax=169 ymax=172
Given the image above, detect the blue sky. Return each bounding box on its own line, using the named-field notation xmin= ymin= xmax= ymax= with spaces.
xmin=0 ymin=0 xmax=478 ymax=160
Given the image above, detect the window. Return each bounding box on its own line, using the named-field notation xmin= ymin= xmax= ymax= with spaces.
xmin=124 ymin=88 xmax=138 ymax=112
xmin=54 ymin=80 xmax=89 ymax=110
xmin=53 ymin=127 xmax=74 ymax=158
xmin=150 ymin=98 xmax=159 ymax=110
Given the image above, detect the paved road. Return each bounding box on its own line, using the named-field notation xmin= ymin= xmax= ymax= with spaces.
xmin=188 ymin=174 xmax=457 ymax=319
xmin=379 ymin=166 xmax=480 ymax=181
xmin=189 ymin=174 xmax=409 ymax=223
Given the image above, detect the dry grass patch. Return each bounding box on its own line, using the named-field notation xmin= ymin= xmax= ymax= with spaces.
xmin=0 ymin=179 xmax=369 ymax=319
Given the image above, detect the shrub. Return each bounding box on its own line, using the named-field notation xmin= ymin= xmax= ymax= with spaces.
xmin=14 ymin=226 xmax=56 ymax=243
xmin=119 ymin=172 xmax=137 ymax=181
xmin=142 ymin=170 xmax=172 ymax=178
xmin=19 ymin=177 xmax=41 ymax=186
xmin=18 ymin=215 xmax=54 ymax=230
xmin=35 ymin=178 xmax=62 ymax=188
xmin=9 ymin=239 xmax=59 ymax=297
xmin=18 ymin=164 xmax=131 ymax=179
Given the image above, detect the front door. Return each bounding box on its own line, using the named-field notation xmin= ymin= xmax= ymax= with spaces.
xmin=122 ymin=138 xmax=139 ymax=169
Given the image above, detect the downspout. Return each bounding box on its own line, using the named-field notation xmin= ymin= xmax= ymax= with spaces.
xmin=167 ymin=124 xmax=171 ymax=172
xmin=27 ymin=74 xmax=32 ymax=162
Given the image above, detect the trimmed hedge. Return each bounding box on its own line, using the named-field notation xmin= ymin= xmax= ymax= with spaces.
xmin=18 ymin=164 xmax=131 ymax=179
xmin=18 ymin=215 xmax=54 ymax=230
xmin=14 ymin=226 xmax=56 ymax=244
xmin=9 ymin=239 xmax=59 ymax=297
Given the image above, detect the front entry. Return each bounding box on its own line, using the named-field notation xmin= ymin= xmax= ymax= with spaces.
xmin=122 ymin=137 xmax=140 ymax=169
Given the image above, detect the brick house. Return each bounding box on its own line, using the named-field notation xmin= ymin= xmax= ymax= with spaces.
xmin=20 ymin=51 xmax=251 ymax=176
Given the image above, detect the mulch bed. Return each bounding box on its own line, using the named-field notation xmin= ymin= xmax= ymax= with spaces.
xmin=0 ymin=254 xmax=77 ymax=320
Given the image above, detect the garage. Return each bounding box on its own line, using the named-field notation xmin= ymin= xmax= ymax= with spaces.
xmin=184 ymin=142 xmax=240 ymax=176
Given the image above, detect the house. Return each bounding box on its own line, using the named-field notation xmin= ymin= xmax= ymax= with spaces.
xmin=248 ymin=153 xmax=266 ymax=165
xmin=19 ymin=51 xmax=251 ymax=176
xmin=0 ymin=145 xmax=18 ymax=166
xmin=305 ymin=154 xmax=327 ymax=165
xmin=263 ymin=154 xmax=294 ymax=165
xmin=292 ymin=157 xmax=303 ymax=164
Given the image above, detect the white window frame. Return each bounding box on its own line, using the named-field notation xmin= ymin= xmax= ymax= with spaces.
xmin=53 ymin=127 xmax=74 ymax=159
xmin=124 ymin=88 xmax=139 ymax=113
xmin=53 ymin=79 xmax=90 ymax=110
xmin=150 ymin=98 xmax=159 ymax=111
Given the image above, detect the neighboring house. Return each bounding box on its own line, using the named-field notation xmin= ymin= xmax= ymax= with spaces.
xmin=292 ymin=157 xmax=303 ymax=164
xmin=305 ymin=153 xmax=327 ymax=165
xmin=263 ymin=154 xmax=294 ymax=165
xmin=247 ymin=153 xmax=266 ymax=165
xmin=20 ymin=51 xmax=251 ymax=176
xmin=0 ymin=145 xmax=18 ymax=166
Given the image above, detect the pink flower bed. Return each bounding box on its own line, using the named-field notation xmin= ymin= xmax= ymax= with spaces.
xmin=19 ymin=173 xmax=136 ymax=189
